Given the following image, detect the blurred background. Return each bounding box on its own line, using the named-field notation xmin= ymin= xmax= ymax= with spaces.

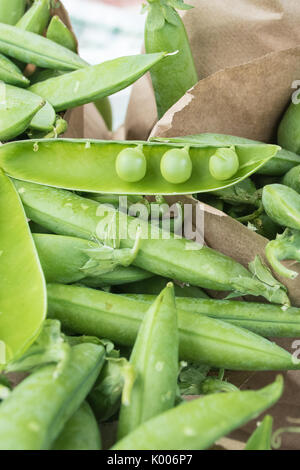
xmin=63 ymin=0 xmax=146 ymax=130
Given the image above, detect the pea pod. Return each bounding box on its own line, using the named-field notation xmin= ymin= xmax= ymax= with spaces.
xmin=33 ymin=233 xmax=152 ymax=286
xmin=282 ymin=164 xmax=300 ymax=193
xmin=29 ymin=53 xmax=166 ymax=112
xmin=262 ymin=184 xmax=300 ymax=230
xmin=153 ymin=133 xmax=300 ymax=176
xmin=126 ymin=293 xmax=300 ymax=338
xmin=117 ymin=275 xmax=209 ymax=299
xmin=2 ymin=139 xmax=279 ymax=194
xmin=16 ymin=0 xmax=50 ymax=35
xmin=47 ymin=283 xmax=300 ymax=371
xmin=112 ymin=376 xmax=283 ymax=450
xmin=0 ymin=342 xmax=105 ymax=450
xmin=0 ymin=0 xmax=25 ymax=25
xmin=0 ymin=84 xmax=45 ymax=141
xmin=278 ymin=99 xmax=300 ymax=153
xmin=118 ymin=284 xmax=178 ymax=439
xmin=0 ymin=52 xmax=29 ymax=86
xmin=0 ymin=22 xmax=87 ymax=70
xmin=52 ymin=402 xmax=101 ymax=450
xmin=29 ymin=100 xmax=56 ymax=132
xmin=244 ymin=415 xmax=273 ymax=450
xmin=266 ymin=229 xmax=300 ymax=280
xmin=144 ymin=0 xmax=197 ymax=119
xmin=12 ymin=180 xmax=288 ymax=303
xmin=0 ymin=170 xmax=46 ymax=365
xmin=46 ymin=15 xmax=77 ymax=52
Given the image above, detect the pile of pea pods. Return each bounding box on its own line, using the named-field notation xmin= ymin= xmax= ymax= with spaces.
xmin=2 ymin=0 xmax=300 ymax=452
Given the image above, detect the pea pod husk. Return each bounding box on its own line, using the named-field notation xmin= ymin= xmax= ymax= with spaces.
xmin=112 ymin=376 xmax=283 ymax=450
xmin=52 ymin=401 xmax=101 ymax=450
xmin=47 ymin=283 xmax=300 ymax=371
xmin=262 ymin=184 xmax=300 ymax=230
xmin=0 ymin=84 xmax=45 ymax=141
xmin=33 ymin=233 xmax=152 ymax=286
xmin=12 ymin=180 xmax=287 ymax=303
xmin=0 ymin=0 xmax=25 ymax=25
xmin=126 ymin=293 xmax=300 ymax=338
xmin=29 ymin=53 xmax=166 ymax=112
xmin=118 ymin=284 xmax=179 ymax=439
xmin=278 ymin=100 xmax=300 ymax=154
xmin=153 ymin=133 xmax=300 ymax=176
xmin=0 ymin=52 xmax=29 ymax=87
xmin=0 ymin=170 xmax=46 ymax=365
xmin=0 ymin=22 xmax=87 ymax=70
xmin=46 ymin=14 xmax=77 ymax=52
xmin=244 ymin=415 xmax=273 ymax=450
xmin=3 ymin=138 xmax=279 ymax=194
xmin=282 ymin=164 xmax=300 ymax=193
xmin=16 ymin=0 xmax=50 ymax=35
xmin=144 ymin=0 xmax=197 ymax=119
xmin=0 ymin=343 xmax=105 ymax=450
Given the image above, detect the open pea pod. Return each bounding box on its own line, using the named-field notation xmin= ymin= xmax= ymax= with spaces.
xmin=29 ymin=53 xmax=166 ymax=112
xmin=0 ymin=84 xmax=45 ymax=141
xmin=153 ymin=133 xmax=300 ymax=176
xmin=0 ymin=170 xmax=46 ymax=366
xmin=0 ymin=138 xmax=278 ymax=195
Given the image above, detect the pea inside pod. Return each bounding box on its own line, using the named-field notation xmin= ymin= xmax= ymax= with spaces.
xmin=116 ymin=145 xmax=147 ymax=183
xmin=209 ymin=146 xmax=239 ymax=181
xmin=1 ymin=139 xmax=279 ymax=194
xmin=160 ymin=146 xmax=192 ymax=184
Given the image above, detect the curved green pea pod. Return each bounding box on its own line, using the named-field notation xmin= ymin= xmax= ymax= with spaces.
xmin=118 ymin=284 xmax=178 ymax=439
xmin=282 ymin=164 xmax=300 ymax=193
xmin=117 ymin=275 xmax=209 ymax=299
xmin=52 ymin=402 xmax=101 ymax=450
xmin=88 ymin=357 xmax=130 ymax=422
xmin=266 ymin=229 xmax=300 ymax=280
xmin=0 ymin=342 xmax=105 ymax=450
xmin=29 ymin=68 xmax=64 ymax=84
xmin=16 ymin=0 xmax=50 ymax=34
xmin=262 ymin=184 xmax=300 ymax=230
xmin=130 ymin=293 xmax=300 ymax=338
xmin=29 ymin=100 xmax=56 ymax=132
xmin=0 ymin=0 xmax=25 ymax=25
xmin=12 ymin=180 xmax=288 ymax=303
xmin=2 ymin=139 xmax=278 ymax=195
xmin=244 ymin=415 xmax=273 ymax=450
xmin=0 ymin=52 xmax=29 ymax=86
xmin=153 ymin=133 xmax=300 ymax=176
xmin=0 ymin=22 xmax=87 ymax=70
xmin=0 ymin=170 xmax=46 ymax=365
xmin=47 ymin=283 xmax=300 ymax=371
xmin=278 ymin=99 xmax=300 ymax=154
xmin=46 ymin=15 xmax=77 ymax=52
xmin=94 ymin=97 xmax=113 ymax=131
xmin=112 ymin=376 xmax=283 ymax=450
xmin=29 ymin=53 xmax=166 ymax=112
xmin=0 ymin=84 xmax=45 ymax=141
xmin=33 ymin=233 xmax=152 ymax=286
xmin=144 ymin=0 xmax=197 ymax=119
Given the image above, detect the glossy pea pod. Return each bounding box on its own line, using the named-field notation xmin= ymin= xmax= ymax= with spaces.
xmin=244 ymin=415 xmax=273 ymax=451
xmin=46 ymin=14 xmax=77 ymax=52
xmin=127 ymin=293 xmax=300 ymax=338
xmin=11 ymin=180 xmax=288 ymax=303
xmin=118 ymin=284 xmax=179 ymax=439
xmin=0 ymin=52 xmax=29 ymax=87
xmin=0 ymin=170 xmax=46 ymax=365
xmin=112 ymin=376 xmax=283 ymax=450
xmin=153 ymin=133 xmax=300 ymax=176
xmin=47 ymin=283 xmax=300 ymax=371
xmin=144 ymin=0 xmax=197 ymax=119
xmin=52 ymin=401 xmax=101 ymax=450
xmin=0 ymin=343 xmax=105 ymax=450
xmin=282 ymin=164 xmax=300 ymax=193
xmin=0 ymin=22 xmax=87 ymax=70
xmin=262 ymin=184 xmax=300 ymax=230
xmin=278 ymin=96 xmax=300 ymax=154
xmin=33 ymin=233 xmax=153 ymax=286
xmin=29 ymin=53 xmax=166 ymax=112
xmin=0 ymin=84 xmax=45 ymax=141
xmin=1 ymin=139 xmax=279 ymax=194
xmin=16 ymin=0 xmax=50 ymax=35
xmin=0 ymin=0 xmax=25 ymax=25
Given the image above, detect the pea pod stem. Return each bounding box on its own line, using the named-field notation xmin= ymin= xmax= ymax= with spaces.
xmin=12 ymin=180 xmax=288 ymax=303
xmin=112 ymin=376 xmax=283 ymax=450
xmin=47 ymin=283 xmax=300 ymax=371
xmin=266 ymin=229 xmax=300 ymax=280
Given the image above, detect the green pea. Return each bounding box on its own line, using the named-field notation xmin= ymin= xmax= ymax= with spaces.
xmin=209 ymin=146 xmax=239 ymax=181
xmin=116 ymin=146 xmax=147 ymax=183
xmin=160 ymin=147 xmax=192 ymax=184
